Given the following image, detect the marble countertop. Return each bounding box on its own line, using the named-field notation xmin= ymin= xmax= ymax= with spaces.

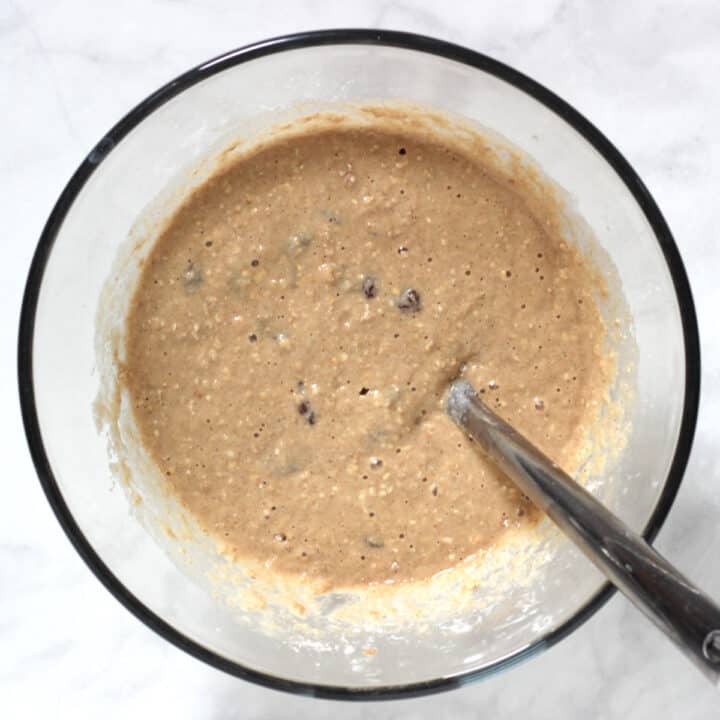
xmin=2 ymin=1 xmax=719 ymax=717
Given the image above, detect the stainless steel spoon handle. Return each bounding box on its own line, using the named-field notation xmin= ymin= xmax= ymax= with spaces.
xmin=447 ymin=379 xmax=720 ymax=683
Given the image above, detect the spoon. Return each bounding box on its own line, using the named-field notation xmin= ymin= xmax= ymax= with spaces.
xmin=446 ymin=379 xmax=720 ymax=683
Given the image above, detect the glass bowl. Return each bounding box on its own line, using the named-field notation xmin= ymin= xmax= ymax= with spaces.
xmin=18 ymin=30 xmax=700 ymax=699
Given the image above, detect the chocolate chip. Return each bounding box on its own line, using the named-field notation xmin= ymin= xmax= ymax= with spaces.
xmin=398 ymin=147 xmax=406 ymax=155
xmin=397 ymin=246 xmax=409 ymax=255
xmin=359 ymin=387 xmax=370 ymax=396
xmin=362 ymin=275 xmax=378 ymax=299
xmin=397 ymin=288 xmax=421 ymax=312
xmin=298 ymin=400 xmax=316 ymax=425
xmin=248 ymin=333 xmax=257 ymax=342
xmin=251 ymin=258 xmax=260 ymax=267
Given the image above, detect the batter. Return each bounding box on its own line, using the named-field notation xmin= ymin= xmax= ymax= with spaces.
xmin=124 ymin=114 xmax=609 ymax=593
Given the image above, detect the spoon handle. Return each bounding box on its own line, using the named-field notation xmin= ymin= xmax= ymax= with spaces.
xmin=447 ymin=380 xmax=720 ymax=683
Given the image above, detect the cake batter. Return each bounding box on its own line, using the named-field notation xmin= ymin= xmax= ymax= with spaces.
xmin=124 ymin=115 xmax=609 ymax=592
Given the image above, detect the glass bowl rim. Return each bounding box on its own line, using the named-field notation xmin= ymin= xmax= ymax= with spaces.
xmin=17 ymin=28 xmax=701 ymax=701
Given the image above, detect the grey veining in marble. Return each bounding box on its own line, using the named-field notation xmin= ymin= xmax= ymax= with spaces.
xmin=2 ymin=1 xmax=720 ymax=718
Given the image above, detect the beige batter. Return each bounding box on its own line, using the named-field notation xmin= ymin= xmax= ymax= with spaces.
xmin=124 ymin=114 xmax=609 ymax=593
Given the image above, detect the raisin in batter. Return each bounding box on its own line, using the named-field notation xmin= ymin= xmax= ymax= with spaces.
xmin=125 ymin=117 xmax=609 ymax=592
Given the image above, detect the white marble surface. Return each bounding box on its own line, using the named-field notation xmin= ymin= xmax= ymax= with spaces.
xmin=2 ymin=1 xmax=720 ymax=717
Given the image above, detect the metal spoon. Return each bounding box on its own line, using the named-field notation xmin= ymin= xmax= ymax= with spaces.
xmin=446 ymin=379 xmax=720 ymax=683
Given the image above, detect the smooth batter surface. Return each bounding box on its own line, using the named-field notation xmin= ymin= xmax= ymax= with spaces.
xmin=124 ymin=115 xmax=609 ymax=592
